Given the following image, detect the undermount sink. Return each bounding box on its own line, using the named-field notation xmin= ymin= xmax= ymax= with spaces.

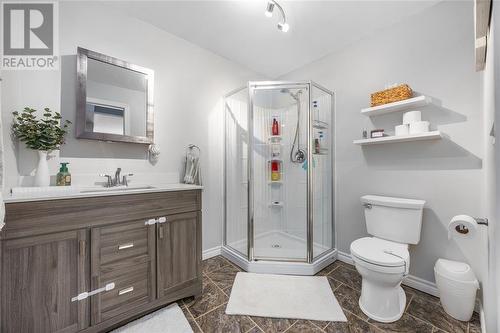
xmin=79 ymin=185 xmax=156 ymax=193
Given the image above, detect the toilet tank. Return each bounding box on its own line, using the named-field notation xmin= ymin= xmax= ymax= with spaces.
xmin=361 ymin=195 xmax=425 ymax=244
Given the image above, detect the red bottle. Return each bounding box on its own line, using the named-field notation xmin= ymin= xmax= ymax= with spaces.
xmin=271 ymin=161 xmax=280 ymax=181
xmin=272 ymin=118 xmax=279 ymax=136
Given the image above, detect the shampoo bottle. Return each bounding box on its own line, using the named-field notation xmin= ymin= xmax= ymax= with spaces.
xmin=272 ymin=118 xmax=279 ymax=136
xmin=271 ymin=161 xmax=280 ymax=181
xmin=56 ymin=162 xmax=71 ymax=186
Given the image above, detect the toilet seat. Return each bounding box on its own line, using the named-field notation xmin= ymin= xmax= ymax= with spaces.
xmin=351 ymin=237 xmax=409 ymax=272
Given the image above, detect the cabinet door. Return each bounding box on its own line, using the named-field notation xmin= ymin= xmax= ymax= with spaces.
xmin=157 ymin=211 xmax=201 ymax=298
xmin=1 ymin=230 xmax=89 ymax=333
xmin=90 ymin=219 xmax=156 ymax=325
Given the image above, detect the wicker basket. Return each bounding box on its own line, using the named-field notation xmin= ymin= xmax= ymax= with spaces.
xmin=371 ymin=84 xmax=413 ymax=107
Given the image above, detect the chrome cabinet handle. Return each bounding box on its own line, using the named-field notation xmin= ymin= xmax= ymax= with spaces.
xmin=118 ymin=243 xmax=134 ymax=250
xmin=118 ymin=286 xmax=134 ymax=296
xmin=145 ymin=218 xmax=157 ymax=225
xmin=157 ymin=216 xmax=167 ymax=223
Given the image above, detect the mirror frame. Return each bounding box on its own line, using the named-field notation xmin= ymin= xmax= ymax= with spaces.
xmin=76 ymin=47 xmax=154 ymax=144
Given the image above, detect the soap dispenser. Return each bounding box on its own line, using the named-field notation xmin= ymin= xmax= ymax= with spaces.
xmin=56 ymin=162 xmax=71 ymax=186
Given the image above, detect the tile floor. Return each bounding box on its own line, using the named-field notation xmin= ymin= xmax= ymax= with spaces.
xmin=178 ymin=256 xmax=481 ymax=333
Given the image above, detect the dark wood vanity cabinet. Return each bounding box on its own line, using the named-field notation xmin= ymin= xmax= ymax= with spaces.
xmin=90 ymin=219 xmax=157 ymax=325
xmin=1 ymin=230 xmax=90 ymax=333
xmin=157 ymin=211 xmax=201 ymax=298
xmin=0 ymin=190 xmax=202 ymax=333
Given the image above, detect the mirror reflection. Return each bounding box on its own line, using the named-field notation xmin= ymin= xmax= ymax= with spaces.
xmin=86 ymin=58 xmax=147 ymax=136
xmin=77 ymin=47 xmax=154 ymax=144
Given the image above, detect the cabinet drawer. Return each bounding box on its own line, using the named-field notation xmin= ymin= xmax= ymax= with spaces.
xmin=98 ymin=220 xmax=150 ymax=265
xmin=100 ymin=260 xmax=151 ymax=322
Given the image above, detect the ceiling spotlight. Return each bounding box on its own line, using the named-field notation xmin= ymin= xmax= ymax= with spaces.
xmin=265 ymin=1 xmax=275 ymax=17
xmin=264 ymin=0 xmax=289 ymax=33
xmin=278 ymin=22 xmax=289 ymax=32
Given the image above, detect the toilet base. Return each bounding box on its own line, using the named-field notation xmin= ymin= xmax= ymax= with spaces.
xmin=359 ymin=286 xmax=406 ymax=323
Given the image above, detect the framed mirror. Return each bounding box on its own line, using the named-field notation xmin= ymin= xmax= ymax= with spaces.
xmin=76 ymin=47 xmax=154 ymax=144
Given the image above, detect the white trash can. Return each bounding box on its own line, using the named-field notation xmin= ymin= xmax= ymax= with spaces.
xmin=434 ymin=259 xmax=479 ymax=321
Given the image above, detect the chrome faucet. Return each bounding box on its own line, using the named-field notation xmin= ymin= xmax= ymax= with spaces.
xmin=100 ymin=168 xmax=133 ymax=187
xmin=114 ymin=168 xmax=122 ymax=186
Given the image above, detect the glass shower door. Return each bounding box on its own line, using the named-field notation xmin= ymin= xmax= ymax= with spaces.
xmin=225 ymin=88 xmax=249 ymax=257
xmin=311 ymin=84 xmax=334 ymax=259
xmin=250 ymin=84 xmax=309 ymax=261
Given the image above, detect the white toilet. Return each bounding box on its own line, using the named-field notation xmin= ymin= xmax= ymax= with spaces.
xmin=350 ymin=195 xmax=425 ymax=323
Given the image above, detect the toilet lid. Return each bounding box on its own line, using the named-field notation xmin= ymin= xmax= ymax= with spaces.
xmin=351 ymin=237 xmax=409 ymax=267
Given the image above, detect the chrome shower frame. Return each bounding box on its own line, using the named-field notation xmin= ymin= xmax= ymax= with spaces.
xmin=222 ymin=81 xmax=337 ymax=274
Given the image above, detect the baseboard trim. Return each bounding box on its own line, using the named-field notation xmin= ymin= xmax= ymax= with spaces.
xmin=202 ymin=246 xmax=222 ymax=260
xmin=337 ymin=251 xmax=439 ymax=297
xmin=403 ymin=273 xmax=439 ymax=297
xmin=337 ymin=251 xmax=354 ymax=265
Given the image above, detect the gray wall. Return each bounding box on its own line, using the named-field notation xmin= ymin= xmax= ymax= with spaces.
xmin=1 ymin=2 xmax=261 ymax=251
xmin=281 ymin=1 xmax=482 ymax=282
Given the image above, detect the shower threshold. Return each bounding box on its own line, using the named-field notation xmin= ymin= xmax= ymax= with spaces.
xmin=222 ymin=230 xmax=337 ymax=275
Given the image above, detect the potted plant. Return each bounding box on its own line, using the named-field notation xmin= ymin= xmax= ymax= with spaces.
xmin=12 ymin=107 xmax=71 ymax=187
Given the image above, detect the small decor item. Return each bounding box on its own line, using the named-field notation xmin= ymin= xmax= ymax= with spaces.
xmin=371 ymin=84 xmax=413 ymax=107
xmin=370 ymin=129 xmax=385 ymax=138
xmin=148 ymin=143 xmax=160 ymax=163
xmin=11 ymin=107 xmax=71 ymax=187
xmin=183 ymin=144 xmax=202 ymax=185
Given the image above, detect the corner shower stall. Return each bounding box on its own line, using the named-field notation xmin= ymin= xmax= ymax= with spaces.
xmin=223 ymin=81 xmax=336 ymax=275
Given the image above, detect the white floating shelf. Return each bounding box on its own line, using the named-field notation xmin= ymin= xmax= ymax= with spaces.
xmin=268 ymin=136 xmax=282 ymax=142
xmin=353 ymin=131 xmax=442 ymax=146
xmin=269 ymin=201 xmax=284 ymax=207
xmin=361 ymin=96 xmax=431 ymax=116
xmin=268 ymin=181 xmax=283 ymax=185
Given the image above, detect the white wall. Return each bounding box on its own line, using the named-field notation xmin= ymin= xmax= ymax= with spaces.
xmin=281 ymin=1 xmax=482 ymax=283
xmin=1 ymin=2 xmax=261 ymax=251
xmin=481 ymin=6 xmax=497 ymax=332
xmin=484 ymin=3 xmax=500 ymax=332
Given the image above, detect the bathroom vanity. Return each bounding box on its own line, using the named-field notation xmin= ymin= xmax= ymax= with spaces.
xmin=0 ymin=186 xmax=202 ymax=333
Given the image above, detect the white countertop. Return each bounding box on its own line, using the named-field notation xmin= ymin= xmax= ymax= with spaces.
xmin=4 ymin=183 xmax=203 ymax=203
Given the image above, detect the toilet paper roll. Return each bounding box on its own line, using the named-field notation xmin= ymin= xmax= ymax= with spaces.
xmin=448 ymin=215 xmax=478 ymax=240
xmin=395 ymin=124 xmax=409 ymax=136
xmin=403 ymin=111 xmax=422 ymax=125
xmin=409 ymin=121 xmax=430 ymax=134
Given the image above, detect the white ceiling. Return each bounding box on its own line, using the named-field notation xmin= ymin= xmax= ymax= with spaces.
xmin=104 ymin=1 xmax=440 ymax=77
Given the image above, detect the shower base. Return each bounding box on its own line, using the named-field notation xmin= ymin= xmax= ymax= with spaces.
xmin=222 ymin=230 xmax=337 ymax=275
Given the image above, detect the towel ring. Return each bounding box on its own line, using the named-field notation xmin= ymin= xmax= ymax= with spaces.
xmin=187 ymin=144 xmax=201 ymax=156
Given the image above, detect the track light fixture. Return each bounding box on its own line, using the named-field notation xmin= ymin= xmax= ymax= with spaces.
xmin=265 ymin=1 xmax=275 ymax=17
xmin=278 ymin=22 xmax=289 ymax=32
xmin=264 ymin=0 xmax=289 ymax=33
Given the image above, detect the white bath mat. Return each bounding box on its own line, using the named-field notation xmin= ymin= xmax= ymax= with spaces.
xmin=225 ymin=272 xmax=347 ymax=322
xmin=111 ymin=303 xmax=193 ymax=333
